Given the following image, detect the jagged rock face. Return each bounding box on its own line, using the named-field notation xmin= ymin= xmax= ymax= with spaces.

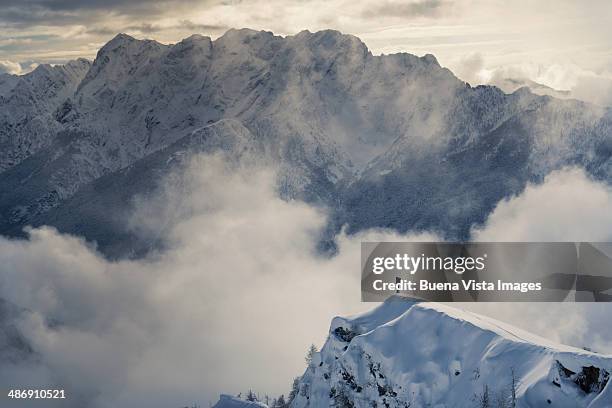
xmin=555 ymin=360 xmax=610 ymax=395
xmin=291 ymin=297 xmax=612 ymax=408
xmin=0 ymin=59 xmax=91 ymax=171
xmin=0 ymin=29 xmax=610 ymax=255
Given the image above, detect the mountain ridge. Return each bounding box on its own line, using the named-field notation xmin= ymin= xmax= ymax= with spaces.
xmin=0 ymin=29 xmax=610 ymax=255
xmin=290 ymin=296 xmax=612 ymax=407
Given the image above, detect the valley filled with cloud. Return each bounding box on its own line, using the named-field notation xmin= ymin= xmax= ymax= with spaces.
xmin=1 ymin=154 xmax=611 ymax=407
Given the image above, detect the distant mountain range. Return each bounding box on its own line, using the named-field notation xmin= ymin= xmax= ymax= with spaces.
xmin=1 ymin=29 xmax=610 ymax=256
xmin=492 ymin=77 xmax=572 ymax=99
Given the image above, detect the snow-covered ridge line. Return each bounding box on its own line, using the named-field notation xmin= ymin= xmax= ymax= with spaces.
xmin=291 ymin=297 xmax=612 ymax=407
xmin=213 ymin=394 xmax=268 ymax=408
xmin=1 ymin=28 xmax=610 ymax=256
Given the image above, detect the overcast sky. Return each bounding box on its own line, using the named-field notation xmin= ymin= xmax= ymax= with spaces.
xmin=0 ymin=0 xmax=611 ymax=102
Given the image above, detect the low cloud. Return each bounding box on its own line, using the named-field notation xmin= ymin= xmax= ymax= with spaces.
xmin=85 ymin=20 xmax=227 ymax=37
xmin=364 ymin=0 xmax=452 ymax=18
xmin=0 ymin=154 xmax=432 ymax=407
xmin=463 ymin=302 xmax=612 ymax=355
xmin=472 ymin=167 xmax=612 ymax=242
xmin=464 ymin=167 xmax=612 ymax=354
xmin=1 ymin=159 xmax=612 ymax=407
xmin=571 ymin=73 xmax=612 ymax=107
xmin=0 ymin=59 xmax=22 ymax=74
xmin=451 ymin=52 xmax=485 ymax=85
xmin=455 ymin=57 xmax=612 ymax=106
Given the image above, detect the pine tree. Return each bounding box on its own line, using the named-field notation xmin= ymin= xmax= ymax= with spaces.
xmin=275 ymin=394 xmax=287 ymax=408
xmin=246 ymin=390 xmax=258 ymax=402
xmin=288 ymin=378 xmax=300 ymax=403
xmin=305 ymin=344 xmax=318 ymax=366
xmin=479 ymin=384 xmax=489 ymax=408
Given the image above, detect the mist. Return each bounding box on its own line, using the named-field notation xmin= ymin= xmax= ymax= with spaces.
xmin=0 ymin=154 xmax=429 ymax=407
xmin=466 ymin=167 xmax=612 ymax=354
xmin=1 ymin=158 xmax=612 ymax=407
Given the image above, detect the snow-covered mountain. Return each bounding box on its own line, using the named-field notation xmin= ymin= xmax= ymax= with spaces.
xmin=491 ymin=78 xmax=571 ymax=100
xmin=0 ymin=59 xmax=91 ymax=171
xmin=213 ymin=394 xmax=269 ymax=408
xmin=291 ymin=296 xmax=612 ymax=408
xmin=0 ymin=29 xmax=610 ymax=254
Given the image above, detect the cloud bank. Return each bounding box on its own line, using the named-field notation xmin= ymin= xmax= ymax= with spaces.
xmin=1 ymin=160 xmax=612 ymax=407
xmin=0 ymin=154 xmax=432 ymax=407
xmin=472 ymin=167 xmax=612 ymax=242
xmin=465 ymin=167 xmax=612 ymax=355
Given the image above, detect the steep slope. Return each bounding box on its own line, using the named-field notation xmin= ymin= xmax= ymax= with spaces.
xmin=0 ymin=59 xmax=91 ymax=171
xmin=342 ymin=89 xmax=612 ymax=239
xmin=0 ymin=29 xmax=610 ymax=254
xmin=213 ymin=394 xmax=267 ymax=408
xmin=292 ymin=297 xmax=612 ymax=407
xmin=212 ymin=395 xmax=268 ymax=408
xmin=0 ymin=119 xmax=263 ymax=256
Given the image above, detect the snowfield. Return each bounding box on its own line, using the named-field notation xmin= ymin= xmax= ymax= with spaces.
xmin=290 ymin=297 xmax=612 ymax=407
xmin=213 ymin=394 xmax=269 ymax=408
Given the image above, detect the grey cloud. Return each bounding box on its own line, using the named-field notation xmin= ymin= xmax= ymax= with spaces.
xmin=119 ymin=23 xmax=162 ymax=34
xmin=364 ymin=0 xmax=452 ymax=18
xmin=84 ymin=24 xmax=162 ymax=36
xmin=0 ymin=0 xmax=218 ymax=26
xmin=472 ymin=167 xmax=612 ymax=242
xmin=0 ymin=154 xmax=369 ymax=407
xmin=0 ymin=36 xmax=58 ymax=53
xmin=0 ymin=0 xmax=201 ymax=13
xmin=0 ymin=6 xmax=81 ymax=26
xmin=82 ymin=26 xmax=118 ymax=36
xmin=177 ymin=19 xmax=228 ymax=33
xmin=85 ymin=20 xmax=227 ymax=36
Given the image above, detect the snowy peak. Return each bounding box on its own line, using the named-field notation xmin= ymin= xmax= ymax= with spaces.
xmin=292 ymin=29 xmax=369 ymax=55
xmin=170 ymin=34 xmax=213 ymax=55
xmin=0 ymin=57 xmax=91 ymax=170
xmin=95 ymin=32 xmax=163 ymax=58
xmin=79 ymin=34 xmax=167 ymax=95
xmin=212 ymin=28 xmax=285 ymax=66
xmin=107 ymin=32 xmax=137 ymax=45
xmin=2 ymin=58 xmax=91 ymax=102
xmin=216 ymin=27 xmax=277 ymax=42
xmin=332 ymin=297 xmax=591 ymax=353
xmin=213 ymin=394 xmax=268 ymax=408
xmin=292 ymin=297 xmax=612 ymax=407
xmin=61 ymin=58 xmax=92 ymax=77
xmin=0 ymin=28 xmax=610 ymax=255
xmin=421 ymin=53 xmax=440 ymax=67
